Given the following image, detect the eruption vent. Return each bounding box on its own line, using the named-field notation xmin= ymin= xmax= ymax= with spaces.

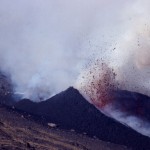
xmin=75 ymin=59 xmax=150 ymax=137
xmin=76 ymin=60 xmax=118 ymax=109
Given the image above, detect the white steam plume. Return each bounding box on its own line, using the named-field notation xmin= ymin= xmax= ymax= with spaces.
xmin=76 ymin=0 xmax=150 ymax=97
xmin=0 ymin=0 xmax=102 ymax=100
xmin=0 ymin=0 xmax=129 ymax=101
xmin=110 ymin=0 xmax=150 ymax=96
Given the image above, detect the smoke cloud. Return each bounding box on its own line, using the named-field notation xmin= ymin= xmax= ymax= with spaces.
xmin=0 ymin=0 xmax=130 ymax=101
xmin=75 ymin=0 xmax=150 ymax=137
xmin=0 ymin=0 xmax=103 ymax=100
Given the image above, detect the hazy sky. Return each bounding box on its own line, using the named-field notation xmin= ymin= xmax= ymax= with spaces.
xmin=0 ymin=0 xmax=150 ymax=100
xmin=0 ymin=0 xmax=125 ymax=100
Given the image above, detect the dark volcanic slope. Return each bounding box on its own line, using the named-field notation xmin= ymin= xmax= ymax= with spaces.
xmin=14 ymin=87 xmax=150 ymax=150
xmin=0 ymin=104 xmax=129 ymax=150
xmin=113 ymin=90 xmax=150 ymax=121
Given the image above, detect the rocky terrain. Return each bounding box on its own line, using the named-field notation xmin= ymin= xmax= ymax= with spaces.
xmin=0 ymin=73 xmax=150 ymax=150
xmin=0 ymin=104 xmax=129 ymax=150
xmin=13 ymin=87 xmax=150 ymax=150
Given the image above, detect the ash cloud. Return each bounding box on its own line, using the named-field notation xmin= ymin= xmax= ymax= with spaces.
xmin=76 ymin=0 xmax=150 ymax=99
xmin=110 ymin=0 xmax=150 ymax=96
xmin=0 ymin=0 xmax=102 ymax=100
xmin=0 ymin=0 xmax=127 ymax=101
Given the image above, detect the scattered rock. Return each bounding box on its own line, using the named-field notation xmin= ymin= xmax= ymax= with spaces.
xmin=70 ymin=129 xmax=75 ymax=132
xmin=93 ymin=136 xmax=97 ymax=139
xmin=0 ymin=121 xmax=4 ymax=126
xmin=26 ymin=142 xmax=35 ymax=150
xmin=48 ymin=123 xmax=57 ymax=128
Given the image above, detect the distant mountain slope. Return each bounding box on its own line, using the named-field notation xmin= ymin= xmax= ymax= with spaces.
xmin=14 ymin=87 xmax=150 ymax=150
xmin=0 ymin=72 xmax=15 ymax=105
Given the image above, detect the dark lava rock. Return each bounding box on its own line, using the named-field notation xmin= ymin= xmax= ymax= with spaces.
xmin=113 ymin=90 xmax=150 ymax=122
xmin=14 ymin=87 xmax=150 ymax=150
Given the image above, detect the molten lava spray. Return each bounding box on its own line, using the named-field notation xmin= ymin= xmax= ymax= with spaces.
xmin=75 ymin=58 xmax=150 ymax=137
xmin=76 ymin=59 xmax=118 ymax=108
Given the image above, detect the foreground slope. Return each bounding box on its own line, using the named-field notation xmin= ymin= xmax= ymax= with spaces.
xmin=15 ymin=87 xmax=150 ymax=150
xmin=0 ymin=104 xmax=129 ymax=150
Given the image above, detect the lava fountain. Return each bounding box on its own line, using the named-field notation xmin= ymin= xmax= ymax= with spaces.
xmin=75 ymin=59 xmax=150 ymax=137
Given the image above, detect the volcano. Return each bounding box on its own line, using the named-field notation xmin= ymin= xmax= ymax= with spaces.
xmin=11 ymin=87 xmax=150 ymax=150
xmin=0 ymin=103 xmax=130 ymax=150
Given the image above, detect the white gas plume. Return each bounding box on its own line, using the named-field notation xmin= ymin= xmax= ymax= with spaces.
xmin=76 ymin=0 xmax=150 ymax=97
xmin=0 ymin=0 xmax=129 ymax=101
xmin=0 ymin=0 xmax=101 ymax=100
